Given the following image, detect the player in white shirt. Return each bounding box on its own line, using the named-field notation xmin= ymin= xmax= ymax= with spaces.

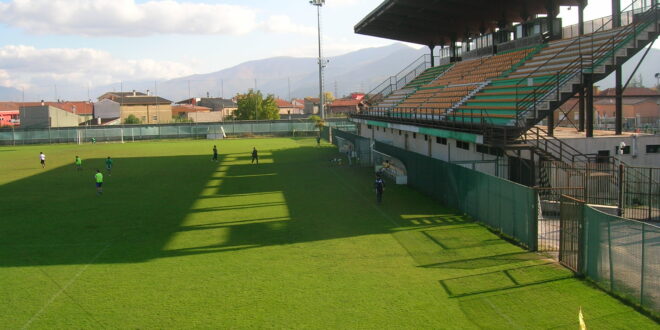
xmin=39 ymin=152 xmax=46 ymax=168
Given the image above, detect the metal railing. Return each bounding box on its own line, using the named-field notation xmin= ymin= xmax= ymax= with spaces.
xmin=521 ymin=126 xmax=590 ymax=163
xmin=513 ymin=0 xmax=658 ymax=131
xmin=364 ymin=54 xmax=432 ymax=105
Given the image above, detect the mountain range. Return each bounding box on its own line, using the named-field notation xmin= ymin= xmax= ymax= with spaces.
xmin=96 ymin=43 xmax=427 ymax=102
xmin=2 ymin=44 xmax=658 ymax=103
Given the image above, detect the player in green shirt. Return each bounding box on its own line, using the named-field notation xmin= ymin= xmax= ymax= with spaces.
xmin=105 ymin=157 xmax=113 ymax=176
xmin=74 ymin=156 xmax=82 ymax=171
xmin=95 ymin=169 xmax=104 ymax=195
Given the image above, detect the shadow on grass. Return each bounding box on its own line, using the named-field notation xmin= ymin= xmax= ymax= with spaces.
xmin=0 ymin=146 xmax=403 ymax=267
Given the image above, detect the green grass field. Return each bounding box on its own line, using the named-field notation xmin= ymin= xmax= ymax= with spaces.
xmin=0 ymin=137 xmax=655 ymax=329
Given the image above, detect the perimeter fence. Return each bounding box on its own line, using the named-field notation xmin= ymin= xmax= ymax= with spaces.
xmin=559 ymin=196 xmax=660 ymax=316
xmin=0 ymin=119 xmax=356 ymax=145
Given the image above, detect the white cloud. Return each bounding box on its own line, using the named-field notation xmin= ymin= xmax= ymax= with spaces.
xmin=0 ymin=0 xmax=258 ymax=36
xmin=262 ymin=15 xmax=315 ymax=36
xmin=0 ymin=45 xmax=194 ymax=89
xmin=326 ymin=0 xmax=360 ymax=7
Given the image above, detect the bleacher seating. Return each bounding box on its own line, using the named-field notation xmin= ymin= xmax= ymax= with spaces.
xmin=395 ymin=47 xmax=535 ymax=114
xmin=453 ymin=23 xmax=651 ymax=125
xmin=404 ymin=64 xmax=453 ymax=89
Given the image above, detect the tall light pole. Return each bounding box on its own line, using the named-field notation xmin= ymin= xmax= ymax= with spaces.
xmin=310 ymin=0 xmax=326 ymax=119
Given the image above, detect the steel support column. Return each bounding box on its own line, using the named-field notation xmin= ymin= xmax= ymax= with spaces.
xmin=585 ymin=74 xmax=594 ymax=137
xmin=613 ymin=0 xmax=623 ymax=134
xmin=429 ymin=45 xmax=436 ymax=67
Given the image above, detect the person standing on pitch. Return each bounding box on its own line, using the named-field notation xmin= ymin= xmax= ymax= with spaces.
xmin=251 ymin=147 xmax=259 ymax=164
xmin=316 ymin=135 xmax=321 ymax=146
xmin=39 ymin=152 xmax=46 ymax=168
xmin=75 ymin=156 xmax=83 ymax=171
xmin=105 ymin=156 xmax=113 ymax=176
xmin=374 ymin=174 xmax=385 ymax=204
xmin=212 ymin=145 xmax=218 ymax=162
xmin=95 ymin=169 xmax=104 ymax=195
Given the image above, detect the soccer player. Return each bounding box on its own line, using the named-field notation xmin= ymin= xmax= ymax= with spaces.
xmin=75 ymin=156 xmax=83 ymax=171
xmin=316 ymin=135 xmax=321 ymax=146
xmin=39 ymin=152 xmax=46 ymax=168
xmin=374 ymin=174 xmax=385 ymax=204
xmin=212 ymin=145 xmax=218 ymax=162
xmin=251 ymin=147 xmax=259 ymax=164
xmin=95 ymin=169 xmax=104 ymax=195
xmin=105 ymin=157 xmax=113 ymax=176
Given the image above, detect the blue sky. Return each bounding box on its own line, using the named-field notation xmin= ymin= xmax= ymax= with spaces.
xmin=0 ymin=0 xmax=652 ymax=100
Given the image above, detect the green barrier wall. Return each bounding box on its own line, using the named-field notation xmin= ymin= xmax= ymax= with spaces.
xmin=0 ymin=120 xmax=355 ymax=145
xmin=583 ymin=206 xmax=660 ymax=315
xmin=375 ymin=141 xmax=538 ymax=250
xmin=329 ymin=127 xmax=371 ymax=167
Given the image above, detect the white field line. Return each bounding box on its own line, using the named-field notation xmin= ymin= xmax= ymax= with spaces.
xmin=22 ymin=243 xmax=112 ymax=330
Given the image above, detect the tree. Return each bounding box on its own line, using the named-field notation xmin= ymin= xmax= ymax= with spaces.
xmin=323 ymin=91 xmax=335 ymax=104
xmin=308 ymin=115 xmax=325 ymax=131
xmin=233 ymin=89 xmax=280 ymax=120
xmin=124 ymin=114 xmax=141 ymax=124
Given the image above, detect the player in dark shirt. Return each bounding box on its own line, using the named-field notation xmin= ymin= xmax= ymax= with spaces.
xmin=251 ymin=147 xmax=259 ymax=164
xmin=374 ymin=175 xmax=385 ymax=204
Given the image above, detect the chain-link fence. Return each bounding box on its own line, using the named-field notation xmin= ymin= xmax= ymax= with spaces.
xmin=0 ymin=119 xmax=356 ymax=145
xmin=583 ymin=205 xmax=660 ymax=316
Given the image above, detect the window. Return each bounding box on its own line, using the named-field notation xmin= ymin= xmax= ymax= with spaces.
xmin=367 ymin=124 xmax=372 ymax=129
xmin=376 ymin=126 xmax=379 ymax=131
xmin=412 ymin=133 xmax=417 ymax=139
xmin=456 ymin=141 xmax=470 ymax=150
xmin=399 ymin=130 xmax=402 ymax=135
xmin=647 ymin=145 xmax=660 ymax=153
xmin=424 ymin=135 xmax=428 ymax=141
xmin=152 ymin=116 xmax=158 ymax=121
xmin=597 ymin=150 xmax=610 ymax=163
xmin=436 ymin=137 xmax=447 ymax=145
xmin=476 ymin=144 xmax=489 ymax=153
xmin=615 ymin=146 xmax=631 ymax=155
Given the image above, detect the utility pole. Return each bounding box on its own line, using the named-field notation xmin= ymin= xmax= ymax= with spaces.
xmin=311 ymin=0 xmax=326 ymax=119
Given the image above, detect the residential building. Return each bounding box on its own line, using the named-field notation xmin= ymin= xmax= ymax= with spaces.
xmin=172 ymin=104 xmax=212 ymax=118
xmin=99 ymin=91 xmax=172 ymax=124
xmin=19 ymin=105 xmax=80 ymax=128
xmin=176 ymin=98 xmax=237 ymax=120
xmin=0 ymin=102 xmax=20 ymax=126
xmin=304 ymin=98 xmax=320 ymax=115
xmin=275 ymin=99 xmax=303 ymax=116
xmin=0 ymin=110 xmax=19 ymax=127
xmin=328 ymin=98 xmax=361 ymax=115
xmin=93 ymin=99 xmax=121 ymax=123
xmin=556 ymin=87 xmax=660 ymax=129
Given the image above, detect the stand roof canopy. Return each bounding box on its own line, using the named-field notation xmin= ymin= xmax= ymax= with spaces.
xmin=355 ymin=0 xmax=584 ymax=45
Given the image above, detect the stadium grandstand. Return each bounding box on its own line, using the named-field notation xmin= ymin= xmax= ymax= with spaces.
xmin=351 ymin=0 xmax=659 ymax=179
xmin=343 ymin=1 xmax=660 ymax=311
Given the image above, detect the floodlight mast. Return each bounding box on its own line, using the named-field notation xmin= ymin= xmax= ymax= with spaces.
xmin=310 ymin=0 xmax=326 ymax=119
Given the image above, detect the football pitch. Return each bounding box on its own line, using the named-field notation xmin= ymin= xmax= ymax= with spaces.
xmin=0 ymin=137 xmax=655 ymax=328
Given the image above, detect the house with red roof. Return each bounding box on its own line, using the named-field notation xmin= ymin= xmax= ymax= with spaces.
xmin=275 ymin=98 xmax=303 ymax=116
xmin=328 ymin=98 xmax=361 ymax=115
